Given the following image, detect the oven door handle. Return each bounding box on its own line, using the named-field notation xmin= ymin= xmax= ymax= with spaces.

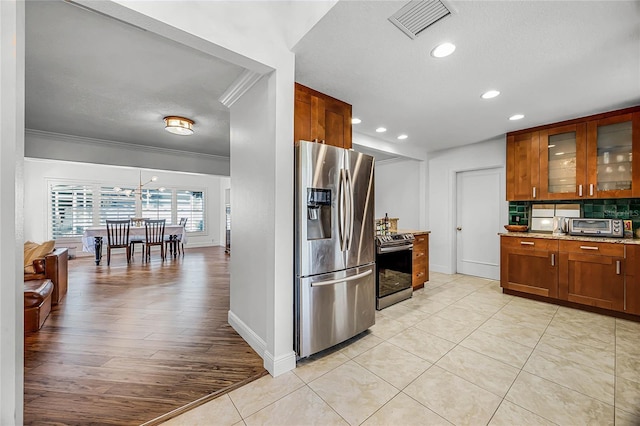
xmin=378 ymin=244 xmax=413 ymax=254
xmin=310 ymin=269 xmax=373 ymax=287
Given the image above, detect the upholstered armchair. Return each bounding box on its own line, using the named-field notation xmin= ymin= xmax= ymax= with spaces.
xmin=24 ymin=247 xmax=68 ymax=305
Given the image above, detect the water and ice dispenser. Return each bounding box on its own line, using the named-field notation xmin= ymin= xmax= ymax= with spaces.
xmin=306 ymin=188 xmax=331 ymax=240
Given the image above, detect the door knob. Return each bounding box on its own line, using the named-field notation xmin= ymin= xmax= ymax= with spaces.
xmin=456 ymin=227 xmax=462 ymax=231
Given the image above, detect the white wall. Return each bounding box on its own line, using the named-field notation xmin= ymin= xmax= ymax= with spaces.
xmin=228 ymin=70 xmax=297 ymax=375
xmin=0 ymin=1 xmax=24 ymax=423
xmin=23 ymin=158 xmax=227 ymax=250
xmin=428 ymin=137 xmax=507 ymax=274
xmin=375 ymin=158 xmax=422 ymax=230
xmin=26 ymin=130 xmax=230 ymax=177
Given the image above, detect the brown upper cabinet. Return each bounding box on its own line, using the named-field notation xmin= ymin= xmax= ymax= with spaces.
xmin=506 ymin=106 xmax=640 ymax=201
xmin=539 ymin=123 xmax=587 ymax=200
xmin=294 ymin=83 xmax=352 ymax=149
xmin=506 ymin=131 xmax=539 ymax=200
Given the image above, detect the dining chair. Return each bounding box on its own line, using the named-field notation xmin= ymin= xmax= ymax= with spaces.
xmin=144 ymin=219 xmax=166 ymax=262
xmin=165 ymin=217 xmax=188 ymax=257
xmin=129 ymin=218 xmax=146 ymax=259
xmin=105 ymin=219 xmax=131 ymax=266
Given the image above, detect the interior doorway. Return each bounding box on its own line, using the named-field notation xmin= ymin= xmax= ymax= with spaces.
xmin=455 ymin=167 xmax=506 ymax=280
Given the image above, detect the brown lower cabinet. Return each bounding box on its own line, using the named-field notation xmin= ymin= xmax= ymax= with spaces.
xmin=558 ymin=240 xmax=624 ymax=311
xmin=501 ymin=236 xmax=637 ymax=315
xmin=625 ymin=245 xmax=640 ymax=315
xmin=412 ymin=233 xmax=429 ymax=289
xmin=500 ymin=237 xmax=558 ymax=297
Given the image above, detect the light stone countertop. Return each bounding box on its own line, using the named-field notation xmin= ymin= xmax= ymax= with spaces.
xmin=397 ymin=229 xmax=431 ymax=235
xmin=499 ymin=231 xmax=640 ymax=245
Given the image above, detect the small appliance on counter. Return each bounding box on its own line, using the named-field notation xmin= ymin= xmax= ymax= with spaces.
xmin=552 ymin=216 xmax=568 ymax=235
xmin=568 ymin=218 xmax=624 ymax=238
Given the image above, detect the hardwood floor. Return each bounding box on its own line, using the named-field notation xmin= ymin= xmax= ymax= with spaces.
xmin=24 ymin=246 xmax=266 ymax=425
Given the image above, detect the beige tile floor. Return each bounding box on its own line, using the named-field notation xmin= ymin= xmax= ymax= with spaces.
xmin=162 ymin=273 xmax=640 ymax=426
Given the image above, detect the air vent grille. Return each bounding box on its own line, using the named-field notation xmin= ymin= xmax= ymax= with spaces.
xmin=389 ymin=0 xmax=452 ymax=40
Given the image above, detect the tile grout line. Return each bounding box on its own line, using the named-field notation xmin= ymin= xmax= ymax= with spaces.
xmin=485 ymin=300 xmax=560 ymax=425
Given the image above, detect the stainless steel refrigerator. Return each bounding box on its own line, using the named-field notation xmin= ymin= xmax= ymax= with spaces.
xmin=294 ymin=140 xmax=376 ymax=358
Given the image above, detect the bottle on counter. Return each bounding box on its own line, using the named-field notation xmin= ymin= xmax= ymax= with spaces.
xmin=384 ymin=213 xmax=390 ymax=235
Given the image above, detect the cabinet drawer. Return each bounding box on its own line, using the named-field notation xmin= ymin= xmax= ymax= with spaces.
xmin=412 ymin=249 xmax=427 ymax=261
xmin=414 ymin=234 xmax=428 ymax=244
xmin=413 ymin=270 xmax=427 ymax=284
xmin=559 ymin=240 xmax=624 ymax=257
xmin=501 ymin=237 xmax=558 ymax=251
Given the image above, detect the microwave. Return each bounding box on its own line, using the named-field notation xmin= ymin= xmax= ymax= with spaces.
xmin=568 ymin=218 xmax=624 ymax=238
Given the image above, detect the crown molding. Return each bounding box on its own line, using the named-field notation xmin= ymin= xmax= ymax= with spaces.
xmin=25 ymin=129 xmax=230 ymax=161
xmin=218 ymin=69 xmax=264 ymax=108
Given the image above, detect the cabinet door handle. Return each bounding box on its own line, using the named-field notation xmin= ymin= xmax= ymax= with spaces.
xmin=578 ymin=184 xmax=583 ymax=197
xmin=532 ymin=187 xmax=536 ymax=198
xmin=520 ymin=241 xmax=535 ymax=246
xmin=589 ymin=184 xmax=594 ymax=196
xmin=551 ymin=253 xmax=555 ymax=266
xmin=616 ymin=260 xmax=621 ymax=275
xmin=580 ymin=246 xmax=599 ymax=250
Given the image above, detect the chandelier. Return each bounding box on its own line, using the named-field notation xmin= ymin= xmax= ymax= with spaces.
xmin=114 ymin=171 xmax=166 ymax=200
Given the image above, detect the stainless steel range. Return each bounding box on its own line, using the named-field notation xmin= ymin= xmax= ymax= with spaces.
xmin=375 ymin=233 xmax=414 ymax=310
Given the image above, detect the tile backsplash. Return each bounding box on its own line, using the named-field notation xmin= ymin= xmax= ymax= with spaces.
xmin=508 ymin=198 xmax=640 ymax=234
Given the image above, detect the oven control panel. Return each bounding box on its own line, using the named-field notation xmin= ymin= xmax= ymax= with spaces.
xmin=376 ymin=233 xmax=415 ymax=246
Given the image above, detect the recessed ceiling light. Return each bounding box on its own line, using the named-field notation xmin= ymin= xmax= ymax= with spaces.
xmin=351 ymin=118 xmax=362 ymax=124
xmin=548 ymin=144 xmax=556 ymax=148
xmin=397 ymin=134 xmax=408 ymax=140
xmin=376 ymin=127 xmax=387 ymax=133
xmin=481 ymin=90 xmax=500 ymax=99
xmin=509 ymin=114 xmax=525 ymax=121
xmin=431 ymin=42 xmax=456 ymax=58
xmin=555 ymin=152 xmax=565 ymax=156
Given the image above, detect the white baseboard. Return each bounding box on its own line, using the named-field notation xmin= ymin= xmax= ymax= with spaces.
xmin=228 ymin=309 xmax=266 ymax=358
xmin=227 ymin=310 xmax=296 ymax=377
xmin=263 ymin=349 xmax=297 ymax=377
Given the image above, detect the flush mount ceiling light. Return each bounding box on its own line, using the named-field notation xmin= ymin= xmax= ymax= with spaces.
xmin=376 ymin=127 xmax=387 ymax=133
xmin=431 ymin=42 xmax=456 ymax=58
xmin=509 ymin=114 xmax=525 ymax=121
xmin=481 ymin=90 xmax=500 ymax=99
xmin=164 ymin=116 xmax=194 ymax=136
xmin=351 ymin=118 xmax=362 ymax=124
xmin=397 ymin=134 xmax=408 ymax=140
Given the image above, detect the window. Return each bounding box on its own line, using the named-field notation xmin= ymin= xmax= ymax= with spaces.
xmin=177 ymin=190 xmax=205 ymax=232
xmin=48 ymin=180 xmax=206 ymax=239
xmin=141 ymin=189 xmax=172 ymax=224
xmin=50 ymin=184 xmax=94 ymax=238
xmin=99 ymin=187 xmax=136 ymax=224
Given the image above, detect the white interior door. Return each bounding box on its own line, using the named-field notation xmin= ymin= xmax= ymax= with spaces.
xmin=456 ymin=168 xmax=504 ymax=279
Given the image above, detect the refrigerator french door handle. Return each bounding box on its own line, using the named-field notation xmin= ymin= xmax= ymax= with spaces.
xmin=346 ymin=168 xmax=354 ymax=250
xmin=310 ymin=269 xmax=372 ymax=287
xmin=338 ymin=169 xmax=346 ymax=251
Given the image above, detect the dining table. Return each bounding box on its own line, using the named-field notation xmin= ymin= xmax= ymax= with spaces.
xmin=82 ymin=225 xmax=187 ymax=265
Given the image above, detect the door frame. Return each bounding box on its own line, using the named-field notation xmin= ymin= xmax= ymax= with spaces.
xmin=451 ymin=166 xmax=508 ymax=277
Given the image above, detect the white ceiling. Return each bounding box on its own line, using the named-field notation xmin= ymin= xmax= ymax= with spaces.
xmin=25 ymin=0 xmax=244 ymax=158
xmin=294 ymin=0 xmax=640 ymax=153
xmin=25 ymin=1 xmax=640 ymax=162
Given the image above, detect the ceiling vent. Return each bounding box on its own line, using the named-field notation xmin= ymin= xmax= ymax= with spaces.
xmin=389 ymin=0 xmax=454 ymax=40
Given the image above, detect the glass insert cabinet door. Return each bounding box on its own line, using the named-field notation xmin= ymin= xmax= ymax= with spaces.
xmin=539 ymin=123 xmax=587 ymax=199
xmin=587 ymin=113 xmax=636 ymax=198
